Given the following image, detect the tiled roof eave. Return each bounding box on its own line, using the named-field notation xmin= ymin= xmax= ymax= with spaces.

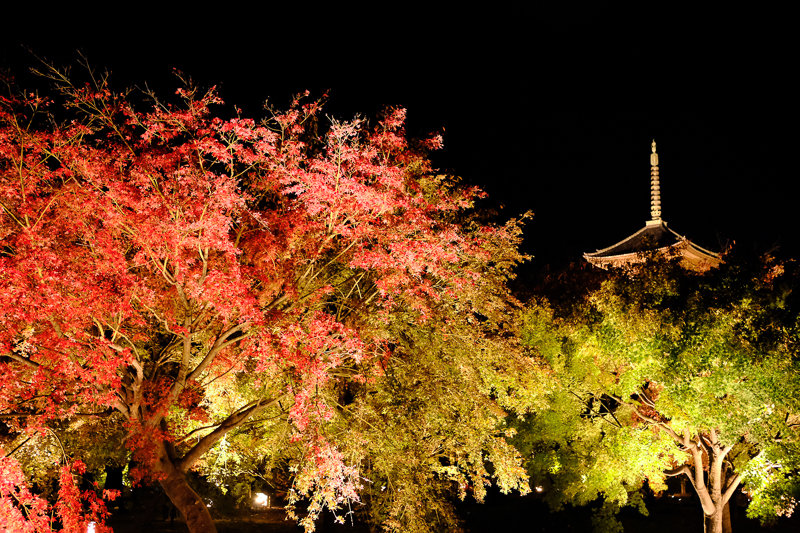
xmin=585 ymin=221 xmax=677 ymax=258
xmin=583 ymin=239 xmax=722 ymax=270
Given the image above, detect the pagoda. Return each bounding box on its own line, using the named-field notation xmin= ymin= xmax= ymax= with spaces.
xmin=583 ymin=141 xmax=721 ymax=271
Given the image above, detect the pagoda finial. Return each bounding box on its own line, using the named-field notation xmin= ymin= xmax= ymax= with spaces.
xmin=650 ymin=139 xmax=661 ymax=221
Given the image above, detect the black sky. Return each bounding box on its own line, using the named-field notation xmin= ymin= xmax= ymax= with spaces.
xmin=1 ymin=7 xmax=793 ymax=270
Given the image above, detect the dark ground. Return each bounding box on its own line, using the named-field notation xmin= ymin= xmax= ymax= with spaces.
xmin=106 ymin=492 xmax=800 ymax=533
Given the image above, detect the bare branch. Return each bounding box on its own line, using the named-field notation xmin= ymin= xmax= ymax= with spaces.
xmin=709 ymin=427 xmax=719 ymax=446
xmin=186 ymin=322 xmax=250 ymax=383
xmin=598 ymin=397 xmax=623 ymax=429
xmin=632 ymin=408 xmax=683 ymax=444
xmin=637 ymin=387 xmax=657 ymax=408
xmin=664 ymin=464 xmax=692 ymax=478
xmin=722 ymin=473 xmax=742 ymax=505
xmin=177 ymin=394 xmax=286 ymax=472
xmin=174 ymin=423 xmax=222 ymax=445
xmin=696 ymin=434 xmax=711 ymax=457
xmin=3 ymin=352 xmax=40 ymax=369
xmin=6 ymin=436 xmax=32 ymax=456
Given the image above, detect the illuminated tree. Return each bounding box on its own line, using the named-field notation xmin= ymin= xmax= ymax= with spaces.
xmin=0 ymin=68 xmax=535 ymax=533
xmin=520 ymin=257 xmax=800 ymax=533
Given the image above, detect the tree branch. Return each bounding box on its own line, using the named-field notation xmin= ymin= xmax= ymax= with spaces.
xmin=683 ymin=432 xmax=716 ymax=516
xmin=3 ymin=352 xmax=40 ymax=369
xmin=637 ymin=387 xmax=657 ymax=408
xmin=598 ymin=396 xmax=623 ymax=428
xmin=177 ymin=394 xmax=286 ymax=472
xmin=632 ymin=408 xmax=683 ymax=444
xmin=722 ymin=473 xmax=742 ymax=505
xmin=186 ymin=322 xmax=250 ymax=383
xmin=664 ymin=464 xmax=692 ymax=478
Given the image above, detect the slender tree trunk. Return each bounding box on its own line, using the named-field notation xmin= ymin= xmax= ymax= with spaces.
xmin=153 ymin=442 xmax=217 ymax=533
xmin=704 ymin=455 xmax=725 ymax=533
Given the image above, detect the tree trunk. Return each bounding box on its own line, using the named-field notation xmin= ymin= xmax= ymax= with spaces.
xmin=154 ymin=442 xmax=217 ymax=533
xmin=702 ymin=487 xmax=733 ymax=532
xmin=722 ymin=500 xmax=732 ymax=533
xmin=704 ymin=505 xmax=723 ymax=533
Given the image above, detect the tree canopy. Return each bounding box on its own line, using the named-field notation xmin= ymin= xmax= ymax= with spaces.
xmin=520 ymin=257 xmax=800 ymax=533
xmin=0 ymin=67 xmax=537 ymax=533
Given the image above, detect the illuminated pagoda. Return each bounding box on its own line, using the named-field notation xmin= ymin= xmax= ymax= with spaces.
xmin=584 ymin=140 xmax=721 ymax=272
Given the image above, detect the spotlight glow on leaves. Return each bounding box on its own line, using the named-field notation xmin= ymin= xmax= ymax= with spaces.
xmin=0 ymin=67 xmax=533 ymax=533
xmin=521 ymin=258 xmax=800 ymax=533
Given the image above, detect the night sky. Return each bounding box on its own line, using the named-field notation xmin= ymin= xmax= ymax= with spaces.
xmin=2 ymin=7 xmax=793 ymax=272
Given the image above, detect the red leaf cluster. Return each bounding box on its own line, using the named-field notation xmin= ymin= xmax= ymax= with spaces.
xmin=1 ymin=77 xmax=526 ymax=528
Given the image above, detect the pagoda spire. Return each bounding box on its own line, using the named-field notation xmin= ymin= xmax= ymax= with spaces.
xmin=584 ymin=140 xmax=721 ymax=271
xmin=650 ymin=139 xmax=661 ymax=221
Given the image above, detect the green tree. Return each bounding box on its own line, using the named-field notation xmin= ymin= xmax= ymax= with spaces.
xmin=520 ymin=256 xmax=800 ymax=533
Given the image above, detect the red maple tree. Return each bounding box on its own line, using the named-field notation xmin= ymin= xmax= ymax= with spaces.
xmin=0 ymin=70 xmax=531 ymax=532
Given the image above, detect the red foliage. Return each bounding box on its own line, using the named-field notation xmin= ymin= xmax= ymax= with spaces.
xmin=0 ymin=451 xmax=117 ymax=532
xmin=0 ymin=77 xmax=525 ymax=529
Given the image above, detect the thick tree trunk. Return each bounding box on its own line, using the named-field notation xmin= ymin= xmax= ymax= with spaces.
xmin=154 ymin=442 xmax=217 ymax=533
xmin=704 ymin=506 xmax=723 ymax=533
xmin=699 ymin=491 xmax=735 ymax=533
xmin=703 ymin=502 xmax=731 ymax=533
xmin=722 ymin=500 xmax=732 ymax=533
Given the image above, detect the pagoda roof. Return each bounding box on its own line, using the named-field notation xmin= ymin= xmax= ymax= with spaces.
xmin=583 ymin=140 xmax=721 ymax=272
xmin=584 ymin=220 xmax=721 ymax=271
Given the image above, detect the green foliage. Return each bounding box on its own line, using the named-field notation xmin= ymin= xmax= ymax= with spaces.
xmin=741 ymin=448 xmax=800 ymax=521
xmin=313 ymin=265 xmax=544 ymax=531
xmin=520 ymin=254 xmax=800 ymax=529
